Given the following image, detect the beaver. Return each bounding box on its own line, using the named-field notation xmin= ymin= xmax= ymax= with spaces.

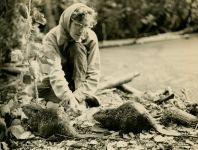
xmin=22 ymin=104 xmax=100 ymax=139
xmin=93 ymin=101 xmax=180 ymax=136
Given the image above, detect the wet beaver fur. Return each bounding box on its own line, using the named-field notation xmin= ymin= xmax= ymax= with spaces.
xmin=22 ymin=104 xmax=99 ymax=139
xmin=93 ymin=101 xmax=180 ymax=136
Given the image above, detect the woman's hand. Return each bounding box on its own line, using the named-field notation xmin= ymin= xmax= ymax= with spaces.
xmin=60 ymin=94 xmax=79 ymax=112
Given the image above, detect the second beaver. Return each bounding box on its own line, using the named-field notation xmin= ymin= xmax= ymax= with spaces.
xmin=93 ymin=101 xmax=180 ymax=136
xmin=22 ymin=104 xmax=100 ymax=139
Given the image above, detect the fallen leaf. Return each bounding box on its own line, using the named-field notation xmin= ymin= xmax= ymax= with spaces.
xmin=191 ymin=144 xmax=198 ymax=150
xmin=9 ymin=125 xmax=28 ymax=139
xmin=70 ymin=142 xmax=88 ymax=149
xmin=106 ymin=142 xmax=116 ymax=150
xmin=154 ymin=135 xmax=164 ymax=143
xmin=145 ymin=141 xmax=156 ymax=149
xmin=122 ymin=133 xmax=131 ymax=139
xmin=19 ymin=131 xmax=35 ymax=139
xmin=46 ymin=146 xmax=64 ymax=150
xmin=110 ymin=131 xmax=119 ymax=137
xmin=139 ymin=133 xmax=154 ymax=139
xmin=134 ymin=145 xmax=144 ymax=150
xmin=185 ymin=139 xmax=194 ymax=146
xmin=21 ymin=110 xmax=28 ymax=120
xmin=66 ymin=140 xmax=77 ymax=146
xmin=7 ymin=99 xmax=14 ymax=109
xmin=0 ymin=142 xmax=9 ymax=150
xmin=128 ymin=132 xmax=135 ymax=138
xmin=81 ymin=120 xmax=95 ymax=127
xmin=11 ymin=107 xmax=22 ymax=118
xmin=154 ymin=135 xmax=174 ymax=143
xmin=0 ymin=104 xmax=10 ymax=117
xmin=129 ymin=140 xmax=137 ymax=145
xmin=20 ymin=95 xmax=32 ymax=105
xmin=91 ymin=124 xmax=109 ymax=133
xmin=89 ymin=140 xmax=98 ymax=145
xmin=116 ymin=141 xmax=128 ymax=148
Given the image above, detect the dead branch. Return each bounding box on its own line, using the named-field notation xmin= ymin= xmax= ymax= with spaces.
xmin=154 ymin=93 xmax=174 ymax=104
xmin=165 ymin=106 xmax=198 ymax=126
xmin=118 ymin=84 xmax=144 ymax=96
xmin=97 ymin=72 xmax=140 ymax=91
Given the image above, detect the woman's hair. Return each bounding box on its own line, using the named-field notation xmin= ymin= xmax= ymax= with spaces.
xmin=70 ymin=6 xmax=97 ymax=28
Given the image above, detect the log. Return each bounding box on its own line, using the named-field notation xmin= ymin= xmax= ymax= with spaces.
xmin=164 ymin=106 xmax=198 ymax=126
xmin=118 ymin=84 xmax=143 ymax=96
xmin=97 ymin=72 xmax=140 ymax=91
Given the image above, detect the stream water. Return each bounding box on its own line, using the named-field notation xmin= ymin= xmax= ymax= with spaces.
xmin=100 ymin=36 xmax=198 ymax=102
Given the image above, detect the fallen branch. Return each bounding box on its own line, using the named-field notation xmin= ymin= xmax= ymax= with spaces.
xmin=97 ymin=72 xmax=140 ymax=91
xmin=154 ymin=93 xmax=174 ymax=104
xmin=164 ymin=106 xmax=198 ymax=126
xmin=118 ymin=84 xmax=143 ymax=96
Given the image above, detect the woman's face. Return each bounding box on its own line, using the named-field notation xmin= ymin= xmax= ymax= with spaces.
xmin=69 ymin=18 xmax=91 ymax=42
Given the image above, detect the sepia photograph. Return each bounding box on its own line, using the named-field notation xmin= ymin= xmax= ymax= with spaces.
xmin=0 ymin=0 xmax=198 ymax=149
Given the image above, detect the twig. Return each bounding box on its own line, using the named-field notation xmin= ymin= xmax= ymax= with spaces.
xmin=155 ymin=93 xmax=174 ymax=104
xmin=34 ymin=79 xmax=38 ymax=101
xmin=28 ymin=0 xmax=32 ymax=15
xmin=195 ymin=123 xmax=198 ymax=130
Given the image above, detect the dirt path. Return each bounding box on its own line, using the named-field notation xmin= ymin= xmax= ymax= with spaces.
xmin=100 ymin=36 xmax=198 ymax=102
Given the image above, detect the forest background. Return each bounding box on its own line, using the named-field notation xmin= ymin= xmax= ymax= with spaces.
xmin=1 ymin=0 xmax=198 ymax=64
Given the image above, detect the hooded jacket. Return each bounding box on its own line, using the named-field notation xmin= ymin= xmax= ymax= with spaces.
xmin=42 ymin=3 xmax=100 ymax=102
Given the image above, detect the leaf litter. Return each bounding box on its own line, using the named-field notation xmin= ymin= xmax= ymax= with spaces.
xmin=0 ymin=75 xmax=198 ymax=150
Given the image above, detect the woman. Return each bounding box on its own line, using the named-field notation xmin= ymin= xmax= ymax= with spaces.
xmin=39 ymin=3 xmax=100 ymax=111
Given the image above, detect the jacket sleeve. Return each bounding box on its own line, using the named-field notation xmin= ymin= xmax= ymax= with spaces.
xmin=74 ymin=32 xmax=101 ymax=102
xmin=42 ymin=28 xmax=73 ymax=101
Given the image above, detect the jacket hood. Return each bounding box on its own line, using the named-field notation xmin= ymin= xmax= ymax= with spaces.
xmin=57 ymin=3 xmax=88 ymax=45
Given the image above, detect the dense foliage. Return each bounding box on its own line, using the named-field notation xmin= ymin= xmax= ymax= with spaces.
xmin=92 ymin=0 xmax=198 ymax=40
xmin=0 ymin=0 xmax=23 ymax=64
xmin=1 ymin=0 xmax=198 ymax=64
xmin=0 ymin=0 xmax=45 ymax=64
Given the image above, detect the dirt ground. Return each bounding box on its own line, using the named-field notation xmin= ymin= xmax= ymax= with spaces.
xmin=1 ymin=36 xmax=198 ymax=150
xmin=100 ymin=35 xmax=198 ymax=102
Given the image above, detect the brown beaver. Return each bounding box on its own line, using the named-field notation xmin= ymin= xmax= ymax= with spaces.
xmin=22 ymin=104 xmax=100 ymax=139
xmin=93 ymin=101 xmax=180 ymax=136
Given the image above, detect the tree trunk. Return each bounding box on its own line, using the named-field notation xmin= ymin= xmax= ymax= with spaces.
xmin=43 ymin=0 xmax=56 ymax=31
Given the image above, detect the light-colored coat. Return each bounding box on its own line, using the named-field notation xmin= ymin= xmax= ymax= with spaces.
xmin=41 ymin=3 xmax=100 ymax=102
